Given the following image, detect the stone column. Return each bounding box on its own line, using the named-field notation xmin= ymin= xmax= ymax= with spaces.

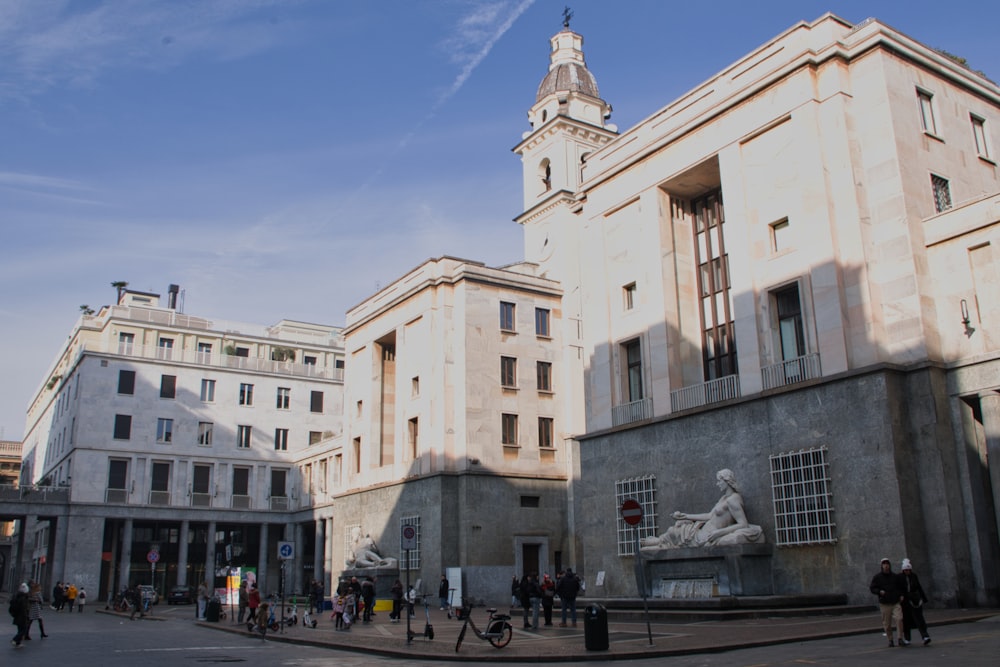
xmin=49 ymin=516 xmax=68 ymax=585
xmin=177 ymin=519 xmax=190 ymax=587
xmin=118 ymin=518 xmax=133 ymax=591
xmin=293 ymin=522 xmax=305 ymax=594
xmin=980 ymin=393 xmax=1000 ymax=539
xmin=257 ymin=523 xmax=268 ymax=593
xmin=206 ymin=520 xmax=217 ymax=590
xmin=314 ymin=518 xmax=326 ymax=594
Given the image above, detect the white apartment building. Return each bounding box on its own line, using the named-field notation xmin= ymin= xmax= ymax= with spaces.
xmin=15 ymin=287 xmax=345 ymax=599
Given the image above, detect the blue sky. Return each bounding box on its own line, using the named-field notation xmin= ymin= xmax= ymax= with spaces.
xmin=2 ymin=0 xmax=998 ymax=439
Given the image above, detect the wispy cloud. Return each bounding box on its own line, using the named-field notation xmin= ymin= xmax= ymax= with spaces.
xmin=0 ymin=0 xmax=305 ymax=101
xmin=0 ymin=171 xmax=105 ymax=205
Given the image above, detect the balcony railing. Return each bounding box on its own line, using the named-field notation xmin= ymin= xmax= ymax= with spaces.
xmin=761 ymin=353 xmax=821 ymax=390
xmin=232 ymin=495 xmax=252 ymax=510
xmin=0 ymin=484 xmax=69 ymax=503
xmin=106 ymin=489 xmax=128 ymax=504
xmin=670 ymin=375 xmax=741 ymax=412
xmin=79 ymin=341 xmax=344 ymax=381
xmin=612 ymin=397 xmax=653 ymax=427
xmin=148 ymin=491 xmax=170 ymax=506
xmin=269 ymin=496 xmax=289 ymax=511
xmin=191 ymin=492 xmax=212 ymax=508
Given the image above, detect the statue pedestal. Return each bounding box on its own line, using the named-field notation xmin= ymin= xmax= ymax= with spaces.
xmin=339 ymin=567 xmax=401 ymax=599
xmin=638 ymin=543 xmax=773 ymax=598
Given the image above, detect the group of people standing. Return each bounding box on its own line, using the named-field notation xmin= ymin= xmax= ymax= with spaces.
xmin=49 ymin=581 xmax=85 ymax=612
xmin=870 ymin=557 xmax=931 ymax=647
xmin=512 ymin=568 xmax=582 ymax=630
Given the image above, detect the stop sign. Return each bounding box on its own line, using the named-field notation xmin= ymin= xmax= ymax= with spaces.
xmin=620 ymin=499 xmax=643 ymax=526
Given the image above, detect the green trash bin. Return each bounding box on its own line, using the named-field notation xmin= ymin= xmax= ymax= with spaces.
xmin=206 ymin=598 xmax=221 ymax=622
xmin=584 ymin=604 xmax=609 ymax=651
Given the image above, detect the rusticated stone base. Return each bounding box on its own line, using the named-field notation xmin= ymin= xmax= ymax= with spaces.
xmin=637 ymin=543 xmax=774 ymax=597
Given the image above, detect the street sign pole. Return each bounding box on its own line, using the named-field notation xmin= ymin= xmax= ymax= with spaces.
xmin=405 ymin=548 xmax=412 ymax=644
xmin=621 ymin=499 xmax=654 ymax=646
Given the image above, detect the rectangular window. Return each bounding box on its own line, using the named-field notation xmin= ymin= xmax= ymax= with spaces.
xmin=200 ymin=379 xmax=215 ymax=402
xmin=774 ymin=284 xmax=805 ymax=360
xmin=107 ymin=459 xmax=128 ymax=503
xmin=334 ymin=454 xmax=343 ymax=486
xmin=500 ymin=356 xmax=517 ymax=388
xmin=274 ymin=428 xmax=289 ymax=451
xmin=408 ymin=417 xmax=418 ymax=459
xmin=520 ymin=495 xmax=540 ymax=508
xmin=156 ymin=418 xmax=173 ymax=443
xmin=535 ymin=308 xmax=551 ymax=337
xmin=197 ymin=421 xmax=213 ymax=446
xmin=310 ymin=390 xmax=324 ymax=413
xmin=237 ymin=425 xmax=252 ymax=449
xmin=113 ymin=414 xmax=132 ymax=440
xmin=353 ymin=437 xmax=361 ymax=473
xmin=192 ymin=464 xmax=211 ymax=507
xmin=770 ymin=447 xmax=837 ymax=546
xmin=917 ymin=89 xmax=937 ymax=135
xmin=615 ymin=476 xmax=658 ymax=556
xmin=239 ymin=383 xmax=254 ymax=406
xmin=232 ymin=467 xmax=250 ymax=508
xmin=500 ymin=301 xmax=516 ymax=332
xmin=197 ymin=342 xmax=212 ymax=363
xmin=234 ymin=346 xmax=250 ymax=358
xmin=276 ymin=387 xmax=290 ymax=410
xmin=769 ymin=219 xmax=790 ymax=253
xmin=271 ymin=469 xmax=287 ymax=497
xmin=303 ymin=355 xmax=317 ymax=366
xmin=400 ymin=516 xmax=421 ymax=570
xmin=411 ymin=376 xmax=420 ymax=396
xmin=150 ymin=462 xmax=170 ymax=504
xmin=538 ymin=417 xmax=554 ymax=449
xmin=502 ymin=413 xmax=519 ymax=446
xmin=118 ymin=332 xmax=134 ymax=355
xmin=931 ymin=174 xmax=952 ymax=213
xmin=623 ymin=282 xmax=636 ymax=310
xmin=160 ymin=375 xmax=176 ymax=399
xmin=157 ymin=337 xmax=174 ymax=360
xmin=536 ymin=361 xmax=552 ymax=392
xmin=309 ymin=431 xmax=323 ymax=445
xmin=972 ymin=115 xmax=991 ymax=159
xmin=118 ymin=370 xmax=136 ymax=395
xmin=623 ymin=339 xmax=643 ymax=402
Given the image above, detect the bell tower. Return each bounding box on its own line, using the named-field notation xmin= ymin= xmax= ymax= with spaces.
xmin=513 ymin=9 xmax=617 ymax=278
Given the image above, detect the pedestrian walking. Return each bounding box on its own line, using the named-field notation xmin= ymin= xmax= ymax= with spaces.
xmin=9 ymin=582 xmax=30 ymax=647
xmin=77 ymin=587 xmax=86 ymax=612
xmin=900 ymin=558 xmax=932 ymax=645
xmin=26 ymin=582 xmax=49 ymax=639
xmin=870 ymin=557 xmax=906 ymax=646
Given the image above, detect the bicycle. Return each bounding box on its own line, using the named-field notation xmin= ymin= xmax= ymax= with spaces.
xmin=454 ymin=602 xmax=513 ymax=652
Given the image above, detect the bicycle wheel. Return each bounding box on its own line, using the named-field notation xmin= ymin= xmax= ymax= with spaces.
xmin=488 ymin=620 xmax=513 ymax=648
xmin=455 ymin=622 xmax=468 ymax=652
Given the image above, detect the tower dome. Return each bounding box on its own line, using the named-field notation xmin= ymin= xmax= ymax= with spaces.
xmin=535 ymin=29 xmax=601 ymax=103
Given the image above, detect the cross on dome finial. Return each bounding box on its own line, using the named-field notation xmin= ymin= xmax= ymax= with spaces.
xmin=562 ymin=6 xmax=573 ymax=29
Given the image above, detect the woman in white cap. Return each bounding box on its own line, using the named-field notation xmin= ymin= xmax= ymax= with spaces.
xmin=9 ymin=582 xmax=31 ymax=647
xmin=900 ymin=558 xmax=931 ymax=645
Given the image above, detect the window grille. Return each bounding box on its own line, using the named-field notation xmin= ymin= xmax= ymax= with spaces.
xmin=615 ymin=476 xmax=657 ymax=556
xmin=931 ymin=174 xmax=952 ymax=213
xmin=769 ymin=447 xmax=837 ymax=546
xmin=400 ymin=516 xmax=421 ymax=570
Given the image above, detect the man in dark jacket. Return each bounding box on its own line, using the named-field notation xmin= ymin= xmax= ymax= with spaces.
xmin=9 ymin=582 xmax=31 ymax=647
xmin=556 ymin=568 xmax=581 ymax=627
xmin=870 ymin=557 xmax=906 ymax=646
xmin=360 ymin=577 xmax=376 ymax=623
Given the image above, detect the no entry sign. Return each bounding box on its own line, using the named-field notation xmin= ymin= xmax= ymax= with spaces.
xmin=620 ymin=499 xmax=643 ymax=526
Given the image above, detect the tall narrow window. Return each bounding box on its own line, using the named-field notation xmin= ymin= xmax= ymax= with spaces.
xmin=197 ymin=342 xmax=212 ymax=363
xmin=156 ymin=418 xmax=174 ymax=443
xmin=157 ymin=337 xmax=174 ymax=360
xmin=538 ymin=417 xmax=554 ymax=449
xmin=200 ymin=379 xmax=215 ymax=402
xmin=500 ymin=301 xmax=516 ymax=332
xmin=408 ymin=417 xmax=419 ymax=459
xmin=917 ymin=89 xmax=937 ymax=135
xmin=107 ymin=459 xmax=129 ymax=503
xmin=502 ymin=413 xmax=519 ymax=446
xmin=774 ymin=285 xmax=805 ymax=361
xmin=239 ymin=383 xmax=254 ymax=406
xmin=232 ymin=467 xmax=250 ymax=509
xmin=535 ymin=308 xmax=551 ymax=337
xmin=237 ymin=425 xmax=252 ymax=449
xmin=693 ymin=190 xmax=737 ymax=380
xmin=192 ymin=464 xmax=211 ymax=507
xmin=274 ymin=428 xmax=289 ymax=451
xmin=113 ymin=414 xmax=132 ymax=440
xmin=198 ymin=422 xmax=214 ymax=446
xmin=150 ymin=462 xmax=170 ymax=505
xmin=271 ymin=469 xmax=287 ymax=498
xmin=972 ymin=115 xmax=991 ymax=159
xmin=536 ymin=361 xmax=552 ymax=392
xmin=769 ymin=219 xmax=790 ymax=254
xmin=500 ymin=356 xmax=518 ymax=388
xmin=931 ymin=174 xmax=952 ymax=213
xmin=276 ymin=387 xmax=291 ymax=409
xmin=310 ymin=391 xmax=324 ymax=413
xmin=623 ymin=339 xmax=643 ymax=402
xmin=118 ymin=332 xmax=134 ymax=355
xmin=118 ymin=370 xmax=136 ymax=395
xmin=623 ymin=282 xmax=637 ymax=310
xmin=353 ymin=437 xmax=361 ymax=474
xmin=160 ymin=375 xmax=176 ymax=399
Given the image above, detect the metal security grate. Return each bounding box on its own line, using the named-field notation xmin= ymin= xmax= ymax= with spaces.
xmin=400 ymin=516 xmax=421 ymax=570
xmin=615 ymin=476 xmax=657 ymax=556
xmin=769 ymin=447 xmax=836 ymax=546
